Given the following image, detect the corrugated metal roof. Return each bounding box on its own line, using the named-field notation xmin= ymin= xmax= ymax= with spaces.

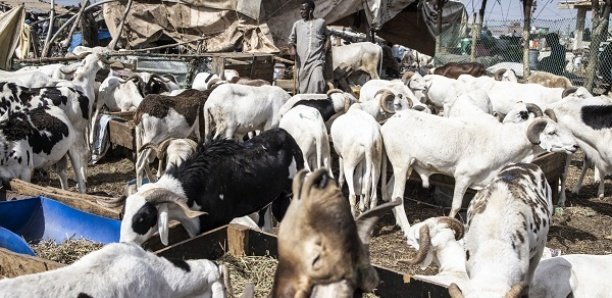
xmin=0 ymin=0 xmax=72 ymax=14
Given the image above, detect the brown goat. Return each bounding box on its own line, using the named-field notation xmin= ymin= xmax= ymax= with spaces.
xmin=433 ymin=62 xmax=486 ymax=79
xmin=272 ymin=169 xmax=400 ymax=298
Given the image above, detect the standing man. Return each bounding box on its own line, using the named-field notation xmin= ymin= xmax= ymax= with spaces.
xmin=288 ymin=0 xmax=331 ymax=94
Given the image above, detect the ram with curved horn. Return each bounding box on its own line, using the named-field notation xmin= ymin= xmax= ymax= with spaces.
xmin=449 ymin=163 xmax=553 ymax=298
xmin=120 ymin=128 xmax=304 ymax=246
xmin=381 ymin=104 xmax=577 ymax=235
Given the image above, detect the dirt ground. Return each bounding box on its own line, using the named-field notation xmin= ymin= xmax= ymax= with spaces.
xmin=32 ymin=146 xmax=612 ymax=276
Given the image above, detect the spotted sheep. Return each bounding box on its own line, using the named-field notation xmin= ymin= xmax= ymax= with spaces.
xmin=381 ymin=106 xmax=577 ymax=235
xmin=0 ymin=53 xmax=109 ymax=192
xmin=0 ymin=106 xmax=79 ymax=190
xmin=0 ymin=243 xmax=229 ymax=298
xmin=121 ymin=128 xmax=304 ymax=245
xmin=272 ymin=169 xmax=401 ymax=297
xmin=448 ymin=163 xmax=553 ymax=298
xmin=404 ymin=216 xmax=468 ymax=288
xmin=549 ymin=96 xmax=612 ymax=203
xmin=134 ymin=88 xmax=211 ymax=188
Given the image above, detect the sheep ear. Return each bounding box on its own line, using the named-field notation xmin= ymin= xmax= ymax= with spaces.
xmin=158 ymin=204 xmax=169 ymax=246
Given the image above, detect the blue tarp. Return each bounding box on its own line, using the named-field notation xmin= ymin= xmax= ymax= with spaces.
xmin=69 ymin=29 xmax=112 ymax=52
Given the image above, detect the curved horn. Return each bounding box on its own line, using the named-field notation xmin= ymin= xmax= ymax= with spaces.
xmin=142 ymin=188 xmax=207 ymax=218
xmin=562 ymin=86 xmax=578 ymax=98
xmin=139 ymin=142 xmax=160 ymax=154
xmin=527 ymin=118 xmax=548 ymax=145
xmin=377 ymin=89 xmax=396 ymax=114
xmin=326 ymin=88 xmax=343 ymax=96
xmin=544 ymin=109 xmax=558 ymax=122
xmin=504 ymin=282 xmax=526 ymax=298
xmin=98 ymin=54 xmax=113 ymax=65
xmin=448 ymin=283 xmax=464 ymax=298
xmin=436 ymin=217 xmax=465 ymax=240
xmin=494 ymin=68 xmax=506 ymax=81
xmin=408 ymin=225 xmax=432 ymax=265
xmin=525 ymin=103 xmax=543 ymax=117
xmin=126 ymin=74 xmax=144 ymax=84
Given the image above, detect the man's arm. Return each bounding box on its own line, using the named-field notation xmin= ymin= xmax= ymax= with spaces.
xmin=288 ymin=22 xmax=298 ymax=59
xmin=323 ymin=23 xmax=331 ymax=52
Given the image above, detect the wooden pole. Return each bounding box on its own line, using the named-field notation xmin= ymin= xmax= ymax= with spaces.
xmin=470 ymin=0 xmax=488 ymax=62
xmin=41 ymin=0 xmax=56 ymax=57
xmin=574 ymin=8 xmax=587 ymax=50
xmin=522 ymin=0 xmax=534 ymax=78
xmin=585 ymin=0 xmax=612 ymax=92
xmin=434 ymin=0 xmax=447 ymax=65
xmin=108 ymin=0 xmax=133 ymax=50
xmin=61 ymin=0 xmax=90 ymax=48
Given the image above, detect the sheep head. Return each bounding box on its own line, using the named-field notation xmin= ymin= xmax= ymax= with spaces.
xmin=273 ymin=169 xmax=400 ymax=298
xmin=405 ymin=217 xmax=464 ymax=269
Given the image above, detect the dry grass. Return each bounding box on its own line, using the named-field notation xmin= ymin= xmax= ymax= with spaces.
xmin=31 ymin=239 xmax=103 ymax=264
xmin=218 ymin=254 xmax=278 ymax=298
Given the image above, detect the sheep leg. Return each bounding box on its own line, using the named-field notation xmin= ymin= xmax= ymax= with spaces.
xmin=370 ymin=143 xmax=383 ymax=210
xmin=343 ymin=157 xmax=359 ymax=217
xmin=55 ymin=155 xmax=69 ymax=190
xmin=322 ymin=137 xmax=333 ymax=178
xmin=338 ymin=156 xmax=345 ymax=188
xmin=449 ymin=177 xmax=471 ymax=219
xmin=598 ymin=172 xmax=605 ymax=199
xmin=558 ymin=154 xmax=572 ymax=206
xmin=391 ymin=161 xmax=412 ymax=235
xmin=361 ymin=149 xmax=373 ymax=212
xmin=571 ymin=156 xmax=591 ymax=195
xmin=67 ymin=148 xmax=87 ymax=193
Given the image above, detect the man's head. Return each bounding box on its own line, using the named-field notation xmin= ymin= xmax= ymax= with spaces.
xmin=300 ymin=0 xmax=315 ymax=20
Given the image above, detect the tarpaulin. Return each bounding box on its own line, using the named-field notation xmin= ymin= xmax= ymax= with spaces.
xmin=0 ymin=5 xmax=25 ymax=69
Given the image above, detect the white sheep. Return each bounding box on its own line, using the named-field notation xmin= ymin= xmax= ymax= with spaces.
xmin=279 ymin=105 xmax=332 ymax=175
xmin=0 ymin=243 xmax=228 ymax=298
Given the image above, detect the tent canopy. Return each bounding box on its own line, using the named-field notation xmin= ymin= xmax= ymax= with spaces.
xmin=103 ymin=0 xmax=467 ymax=55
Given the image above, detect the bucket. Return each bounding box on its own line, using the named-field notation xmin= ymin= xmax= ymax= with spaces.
xmin=529 ymin=49 xmax=539 ymax=70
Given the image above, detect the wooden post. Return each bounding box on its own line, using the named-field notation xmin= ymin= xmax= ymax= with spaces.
xmin=62 ymin=0 xmax=90 ymax=49
xmin=574 ymin=7 xmax=587 ymax=50
xmin=41 ymin=0 xmax=56 ymax=57
xmin=522 ymin=0 xmax=534 ymax=78
xmin=108 ymin=0 xmax=133 ymax=50
xmin=227 ymin=224 xmax=250 ymax=257
xmin=585 ymin=0 xmax=612 ymax=92
xmin=470 ymin=0 xmax=488 ymax=62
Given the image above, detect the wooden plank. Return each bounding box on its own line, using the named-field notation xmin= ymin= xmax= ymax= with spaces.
xmin=7 ymin=179 xmax=121 ymax=219
xmin=0 ymin=248 xmax=64 ymax=278
xmin=227 ymin=224 xmax=249 ymax=257
xmin=142 ymin=222 xmax=190 ymax=252
xmin=155 ymin=225 xmax=229 ymax=260
xmin=246 ymin=229 xmax=279 ymax=257
xmin=375 ymin=267 xmax=449 ymax=297
xmin=109 ymin=119 xmax=135 ymax=151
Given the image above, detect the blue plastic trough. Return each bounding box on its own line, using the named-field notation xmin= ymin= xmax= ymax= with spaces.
xmin=0 ymin=196 xmax=120 ymax=256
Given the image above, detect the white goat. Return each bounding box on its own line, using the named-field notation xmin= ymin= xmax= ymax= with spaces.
xmin=0 ymin=243 xmax=228 ymax=298
xmin=330 ymin=93 xmax=390 ymax=215
xmin=279 ymin=105 xmax=332 ymax=175
xmin=448 ymin=163 xmax=553 ymax=298
xmin=381 ymin=109 xmax=577 ymax=234
xmin=529 ymin=254 xmax=612 ymax=298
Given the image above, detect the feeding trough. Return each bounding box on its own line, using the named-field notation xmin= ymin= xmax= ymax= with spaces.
xmin=0 ymin=196 xmax=120 ymax=256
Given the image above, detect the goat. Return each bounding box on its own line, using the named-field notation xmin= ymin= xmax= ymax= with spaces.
xmin=203 ymin=84 xmax=291 ymax=140
xmin=0 ymin=242 xmax=228 ymax=298
xmin=330 ymin=103 xmax=385 ymax=215
xmin=529 ymin=254 xmax=612 ymax=298
xmin=448 ymin=163 xmax=553 ymax=298
xmin=272 ymin=169 xmax=401 ymax=297
xmin=279 ymin=106 xmax=332 ymax=175
xmin=0 ymin=106 xmax=82 ymax=191
xmin=381 ymin=109 xmax=577 ymax=234
xmin=404 ymin=217 xmax=467 ymax=287
xmin=120 ymin=128 xmax=304 ymax=245
xmin=139 ymin=138 xmax=198 ymax=181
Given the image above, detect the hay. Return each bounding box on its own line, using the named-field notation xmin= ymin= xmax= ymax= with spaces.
xmin=31 ymin=239 xmax=103 ymax=264
xmin=218 ymin=254 xmax=278 ymax=298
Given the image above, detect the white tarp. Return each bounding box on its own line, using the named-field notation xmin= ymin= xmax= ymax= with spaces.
xmin=0 ymin=5 xmax=25 ymax=69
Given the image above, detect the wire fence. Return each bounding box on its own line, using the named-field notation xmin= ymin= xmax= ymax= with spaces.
xmin=433 ymin=17 xmax=612 ymax=89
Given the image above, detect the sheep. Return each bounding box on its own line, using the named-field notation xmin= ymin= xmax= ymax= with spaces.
xmin=0 ymin=106 xmax=83 ymax=191
xmin=134 ymin=89 xmax=210 ymax=187
xmin=279 ymin=105 xmax=332 ymax=175
xmin=120 ymin=128 xmax=304 ymax=245
xmin=330 ymin=102 xmax=385 ymax=215
xmin=138 ymin=138 xmax=198 ymax=181
xmin=278 ymin=89 xmax=355 ymax=124
xmin=494 ymin=68 xmax=573 ymax=89
xmin=432 ymin=62 xmax=486 ymax=79
xmin=445 ymin=89 xmax=494 ymax=119
xmin=404 ymin=217 xmax=467 ymax=287
xmin=272 ymin=168 xmax=401 ymax=297
xmin=548 ymin=96 xmax=612 ymax=202
xmin=529 ymin=254 xmax=612 ymax=298
xmin=0 ymin=242 xmax=228 ymax=298
xmin=203 ymin=84 xmax=291 ymax=140
xmin=448 ymin=163 xmax=553 ymax=298
xmin=358 ymin=79 xmax=423 ymax=110
xmin=351 ymin=89 xmax=407 ymax=123
xmin=381 ymin=108 xmax=578 ymax=234
xmin=408 ymin=74 xmax=471 ymax=113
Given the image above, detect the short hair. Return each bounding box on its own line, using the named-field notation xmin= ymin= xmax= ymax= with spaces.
xmin=301 ymin=0 xmax=315 ymax=10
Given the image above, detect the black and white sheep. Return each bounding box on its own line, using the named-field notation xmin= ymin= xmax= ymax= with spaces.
xmin=120 ymin=128 xmax=304 ymax=245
